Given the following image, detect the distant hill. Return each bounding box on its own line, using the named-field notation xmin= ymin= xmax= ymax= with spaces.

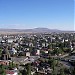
xmin=0 ymin=28 xmax=61 ymax=32
xmin=28 ymin=28 xmax=61 ymax=33
xmin=0 ymin=28 xmax=74 ymax=34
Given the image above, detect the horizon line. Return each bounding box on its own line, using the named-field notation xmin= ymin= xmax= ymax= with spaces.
xmin=0 ymin=27 xmax=74 ymax=31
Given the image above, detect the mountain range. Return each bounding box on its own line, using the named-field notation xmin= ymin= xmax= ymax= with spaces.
xmin=0 ymin=28 xmax=74 ymax=34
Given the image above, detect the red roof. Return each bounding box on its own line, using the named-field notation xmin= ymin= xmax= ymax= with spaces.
xmin=6 ymin=70 xmax=15 ymax=74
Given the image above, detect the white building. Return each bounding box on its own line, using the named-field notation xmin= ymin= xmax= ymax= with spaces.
xmin=36 ymin=50 xmax=40 ymax=55
xmin=44 ymin=50 xmax=48 ymax=54
xmin=42 ymin=43 xmax=45 ymax=47
xmin=8 ymin=39 xmax=14 ymax=43
xmin=6 ymin=70 xmax=18 ymax=75
xmin=9 ymin=48 xmax=17 ymax=55
xmin=26 ymin=52 xmax=30 ymax=57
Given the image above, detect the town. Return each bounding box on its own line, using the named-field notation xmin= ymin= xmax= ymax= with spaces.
xmin=0 ymin=32 xmax=75 ymax=75
xmin=0 ymin=0 xmax=74 ymax=74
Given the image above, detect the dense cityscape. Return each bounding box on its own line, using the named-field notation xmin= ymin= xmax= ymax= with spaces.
xmin=0 ymin=32 xmax=75 ymax=75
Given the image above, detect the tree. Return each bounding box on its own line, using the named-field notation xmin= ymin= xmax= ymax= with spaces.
xmin=53 ymin=48 xmax=63 ymax=56
xmin=48 ymin=57 xmax=56 ymax=70
xmin=0 ymin=48 xmax=2 ymax=57
xmin=22 ymin=68 xmax=27 ymax=75
xmin=71 ymin=68 xmax=75 ymax=75
xmin=0 ymin=65 xmax=6 ymax=75
xmin=26 ymin=63 xmax=31 ymax=75
xmin=9 ymin=61 xmax=16 ymax=69
xmin=21 ymin=63 xmax=31 ymax=75
xmin=60 ymin=67 xmax=65 ymax=75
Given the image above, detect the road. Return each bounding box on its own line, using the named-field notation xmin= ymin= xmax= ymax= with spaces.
xmin=52 ymin=54 xmax=74 ymax=69
xmin=59 ymin=60 xmax=73 ymax=69
xmin=11 ymin=56 xmax=40 ymax=65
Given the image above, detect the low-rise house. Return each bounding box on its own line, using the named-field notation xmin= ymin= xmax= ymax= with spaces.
xmin=44 ymin=50 xmax=48 ymax=54
xmin=9 ymin=48 xmax=17 ymax=55
xmin=26 ymin=52 xmax=30 ymax=57
xmin=65 ymin=39 xmax=68 ymax=42
xmin=7 ymin=39 xmax=14 ymax=43
xmin=29 ymin=42 xmax=33 ymax=47
xmin=25 ymin=48 xmax=30 ymax=51
xmin=32 ymin=49 xmax=40 ymax=56
xmin=13 ymin=43 xmax=19 ymax=48
xmin=0 ymin=48 xmax=11 ymax=60
xmin=42 ymin=43 xmax=45 ymax=47
xmin=36 ymin=49 xmax=40 ymax=55
xmin=0 ymin=60 xmax=11 ymax=65
xmin=6 ymin=70 xmax=18 ymax=75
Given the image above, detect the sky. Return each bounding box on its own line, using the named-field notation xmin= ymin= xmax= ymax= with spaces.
xmin=0 ymin=0 xmax=74 ymax=30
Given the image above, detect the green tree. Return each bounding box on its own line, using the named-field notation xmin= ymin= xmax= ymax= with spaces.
xmin=0 ymin=48 xmax=2 ymax=57
xmin=48 ymin=57 xmax=56 ymax=70
xmin=9 ymin=61 xmax=16 ymax=69
xmin=21 ymin=63 xmax=31 ymax=75
xmin=60 ymin=68 xmax=65 ymax=75
xmin=26 ymin=63 xmax=31 ymax=75
xmin=0 ymin=65 xmax=6 ymax=75
xmin=53 ymin=48 xmax=63 ymax=56
xmin=71 ymin=68 xmax=75 ymax=75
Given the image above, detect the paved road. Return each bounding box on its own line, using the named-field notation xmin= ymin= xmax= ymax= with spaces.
xmin=59 ymin=55 xmax=75 ymax=69
xmin=59 ymin=60 xmax=73 ymax=69
xmin=11 ymin=56 xmax=40 ymax=65
xmin=52 ymin=54 xmax=74 ymax=69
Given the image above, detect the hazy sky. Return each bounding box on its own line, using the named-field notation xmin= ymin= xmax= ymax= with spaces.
xmin=0 ymin=0 xmax=74 ymax=30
